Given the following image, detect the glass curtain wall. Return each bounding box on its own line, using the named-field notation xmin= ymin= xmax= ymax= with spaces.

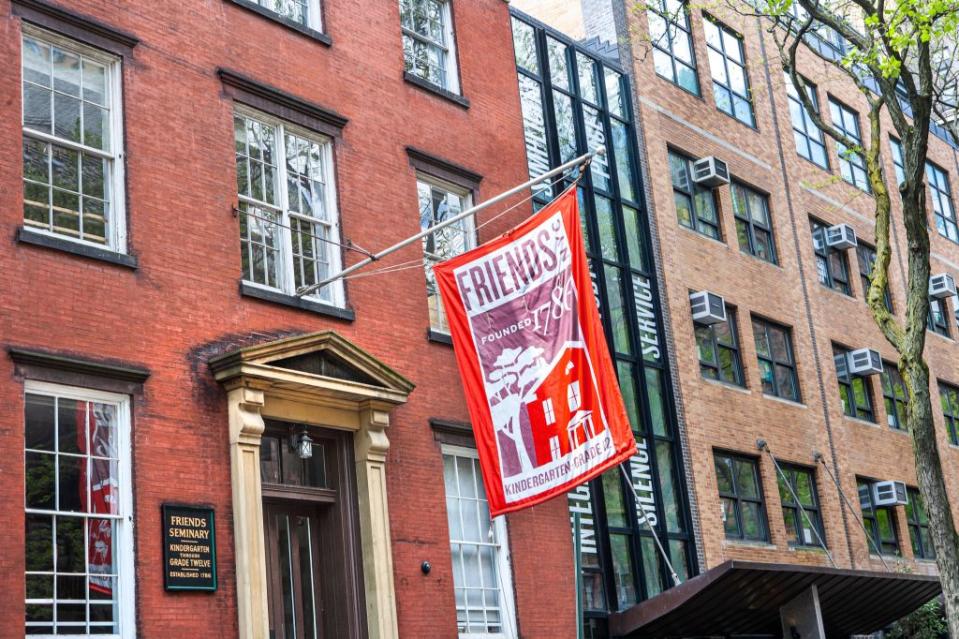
xmin=511 ymin=11 xmax=696 ymax=638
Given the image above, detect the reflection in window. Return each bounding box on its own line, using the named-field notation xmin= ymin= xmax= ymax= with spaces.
xmin=670 ymin=151 xmax=720 ymax=239
xmin=647 ymin=0 xmax=699 ymax=94
xmin=703 ymin=18 xmax=754 ymax=126
xmin=714 ymin=452 xmax=768 ymax=541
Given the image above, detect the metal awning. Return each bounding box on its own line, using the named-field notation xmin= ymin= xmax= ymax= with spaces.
xmin=609 ymin=560 xmax=941 ymax=638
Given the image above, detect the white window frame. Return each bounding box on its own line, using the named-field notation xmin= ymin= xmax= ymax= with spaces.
xmin=441 ymin=444 xmax=517 ymax=639
xmin=417 ymin=173 xmax=474 ymax=333
xmin=234 ymin=105 xmax=345 ymax=307
xmin=23 ymin=380 xmax=135 ymax=639
xmin=400 ymin=0 xmax=461 ymax=94
xmin=254 ymin=0 xmax=323 ymax=31
xmin=21 ymin=25 xmax=127 ymax=253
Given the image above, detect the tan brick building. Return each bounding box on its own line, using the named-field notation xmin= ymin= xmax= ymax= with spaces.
xmin=514 ymin=0 xmax=959 ymax=635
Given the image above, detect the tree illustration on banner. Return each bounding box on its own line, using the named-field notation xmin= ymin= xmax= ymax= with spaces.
xmin=435 ymin=187 xmax=636 ymax=516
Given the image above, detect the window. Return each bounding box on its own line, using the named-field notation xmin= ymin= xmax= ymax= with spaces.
xmin=400 ymin=0 xmax=460 ymax=94
xmin=260 ymin=425 xmax=364 ymax=638
xmin=646 ymin=0 xmax=699 ymax=94
xmin=890 ymin=137 xmax=905 ymax=187
xmin=856 ymin=243 xmax=892 ymax=311
xmin=24 ymin=382 xmax=134 ymax=637
xmin=695 ymin=309 xmax=744 ymax=386
xmin=828 ymin=98 xmax=871 ymax=192
xmin=714 ymin=452 xmax=768 ymax=542
xmin=810 ymin=219 xmax=852 ymax=295
xmin=785 ymin=74 xmax=828 ymax=169
xmin=669 ymin=151 xmax=720 ymax=239
xmin=833 ymin=345 xmax=875 ymax=422
xmin=703 ymin=18 xmax=754 ymax=126
xmin=247 ymin=0 xmax=322 ymax=31
xmin=442 ymin=446 xmax=516 ymax=638
xmin=858 ymin=479 xmax=900 ymax=556
xmin=928 ymin=296 xmax=951 ymax=337
xmin=926 ymin=161 xmax=959 ymax=243
xmin=234 ymin=109 xmax=344 ymax=306
xmin=21 ymin=29 xmax=125 ymax=250
xmin=905 ymin=487 xmax=935 ymax=559
xmin=418 ymin=176 xmax=474 ymax=333
xmin=777 ymin=465 xmax=825 ymax=547
xmin=731 ymin=182 xmax=776 ymax=263
xmin=752 ymin=317 xmax=800 ymax=401
xmin=881 ymin=362 xmax=908 ymax=430
xmin=940 ymin=382 xmax=959 ymax=445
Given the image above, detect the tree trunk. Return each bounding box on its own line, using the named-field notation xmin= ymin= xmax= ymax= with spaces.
xmin=899 ymin=176 xmax=959 ymax=635
xmin=903 ymin=356 xmax=959 ymax=636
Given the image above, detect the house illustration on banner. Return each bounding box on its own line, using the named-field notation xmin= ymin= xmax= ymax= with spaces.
xmin=525 ymin=344 xmax=606 ymax=467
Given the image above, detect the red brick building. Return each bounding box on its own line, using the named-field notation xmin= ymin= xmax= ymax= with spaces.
xmin=0 ymin=0 xmax=581 ymax=637
xmin=515 ymin=0 xmax=958 ymax=636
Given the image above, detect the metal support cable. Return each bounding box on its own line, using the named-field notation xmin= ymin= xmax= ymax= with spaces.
xmin=756 ymin=440 xmax=836 ymax=568
xmin=618 ymin=463 xmax=682 ymax=587
xmin=295 ymin=147 xmax=604 ymax=297
xmin=813 ymin=451 xmax=892 ymax=571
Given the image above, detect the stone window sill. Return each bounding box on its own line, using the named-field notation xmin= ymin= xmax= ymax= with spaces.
xmin=403 ymin=72 xmax=470 ymax=109
xmin=761 ymin=393 xmax=806 ymax=409
xmin=18 ymin=227 xmax=137 ymax=269
xmin=240 ymin=282 xmax=354 ymax=321
xmin=427 ymin=329 xmax=453 ymax=346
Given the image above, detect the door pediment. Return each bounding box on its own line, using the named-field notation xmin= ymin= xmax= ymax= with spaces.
xmin=209 ymin=331 xmax=415 ymax=406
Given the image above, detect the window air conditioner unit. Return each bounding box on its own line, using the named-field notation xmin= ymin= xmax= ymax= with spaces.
xmin=847 ymin=348 xmax=883 ymax=376
xmin=825 ymin=224 xmax=857 ymax=250
xmin=689 ymin=290 xmax=727 ymax=325
xmin=872 ymin=480 xmax=908 ymax=507
xmin=691 ymin=156 xmax=730 ymax=187
xmin=833 ymin=352 xmax=849 ymax=379
xmin=929 ymin=273 xmax=957 ymax=299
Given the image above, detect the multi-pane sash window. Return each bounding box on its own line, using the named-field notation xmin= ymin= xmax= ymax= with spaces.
xmin=905 ymin=487 xmax=935 ymax=559
xmin=400 ymin=0 xmax=460 ymax=94
xmin=881 ymin=362 xmax=908 ymax=430
xmin=647 ymin=0 xmax=699 ymax=94
xmin=24 ymin=382 xmax=133 ymax=637
xmin=833 ymin=345 xmax=875 ymax=422
xmin=714 ymin=453 xmax=768 ymax=542
xmin=810 ymin=219 xmax=851 ymax=295
xmin=249 ymin=0 xmax=322 ymax=30
xmin=828 ymin=98 xmax=870 ymax=192
xmin=785 ymin=74 xmax=828 ymax=169
xmin=928 ymin=296 xmax=951 ymax=337
xmin=695 ymin=310 xmax=744 ymax=386
xmin=777 ymin=465 xmax=825 ymax=547
xmin=21 ymin=30 xmax=125 ymax=250
xmin=941 ymin=383 xmax=959 ymax=446
xmin=670 ymin=151 xmax=720 ymax=239
xmin=703 ymin=19 xmax=754 ymax=126
xmin=752 ymin=317 xmax=800 ymax=401
xmin=442 ymin=446 xmax=516 ymax=638
xmin=731 ymin=182 xmax=776 ymax=263
xmin=856 ymin=243 xmax=892 ymax=311
xmin=418 ymin=176 xmax=473 ymax=333
xmin=858 ymin=479 xmax=900 ymax=556
xmin=234 ymin=110 xmax=343 ymax=306
xmin=926 ymin=161 xmax=959 ymax=243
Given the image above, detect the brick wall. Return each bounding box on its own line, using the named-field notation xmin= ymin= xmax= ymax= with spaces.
xmin=616 ymin=0 xmax=959 ymax=577
xmin=0 ymin=0 xmax=576 ymax=637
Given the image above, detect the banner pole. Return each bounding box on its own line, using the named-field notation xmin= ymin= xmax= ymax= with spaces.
xmin=573 ymin=512 xmax=584 ymax=639
xmin=295 ymin=147 xmax=606 ymax=296
xmin=618 ymin=463 xmax=681 ymax=587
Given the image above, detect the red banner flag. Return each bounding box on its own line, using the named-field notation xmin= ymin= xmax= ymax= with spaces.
xmin=435 ymin=187 xmax=636 ymax=516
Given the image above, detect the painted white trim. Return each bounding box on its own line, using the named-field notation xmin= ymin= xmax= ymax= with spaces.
xmin=440 ymin=444 xmax=517 ymax=639
xmin=20 ymin=25 xmax=127 ymax=254
xmin=233 ymin=105 xmax=345 ymax=308
xmin=22 ymin=381 xmax=135 ymax=639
